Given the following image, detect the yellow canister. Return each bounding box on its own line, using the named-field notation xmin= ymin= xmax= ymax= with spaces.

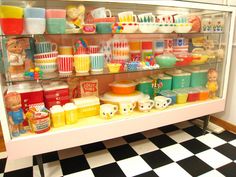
xmin=50 ymin=105 xmax=66 ymax=128
xmin=174 ymin=89 xmax=188 ymax=104
xmin=63 ymin=103 xmax=78 ymax=125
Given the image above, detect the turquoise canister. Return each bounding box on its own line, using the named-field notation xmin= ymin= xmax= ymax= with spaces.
xmin=149 ymin=73 xmax=172 ymax=91
xmin=159 ymin=90 xmax=177 ymax=105
xmin=136 ymin=77 xmax=154 ymax=99
xmin=165 ymin=70 xmax=191 ymax=89
xmin=185 ymin=68 xmax=208 ymax=87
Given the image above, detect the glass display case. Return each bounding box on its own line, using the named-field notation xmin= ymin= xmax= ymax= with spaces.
xmin=0 ymin=0 xmax=235 ymax=167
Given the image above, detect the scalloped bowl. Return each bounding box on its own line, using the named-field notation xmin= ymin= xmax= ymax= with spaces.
xmin=157 ymin=23 xmax=175 ymax=33
xmin=119 ymin=22 xmax=139 ymax=33
xmin=35 ymin=63 xmax=57 ymax=73
xmin=139 ymin=23 xmax=158 ymax=33
xmin=34 ymin=57 xmax=57 ymax=64
xmin=175 ymin=23 xmax=192 ymax=33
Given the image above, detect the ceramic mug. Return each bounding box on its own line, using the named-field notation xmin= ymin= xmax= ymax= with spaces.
xmin=138 ymin=99 xmax=154 ymax=112
xmin=118 ymin=11 xmax=137 ymax=22
xmin=57 ymin=55 xmax=74 ymax=73
xmin=91 ymin=7 xmax=111 ymax=18
xmin=74 ymin=54 xmax=90 ymax=73
xmin=138 ymin=13 xmax=155 ymax=23
xmin=35 ymin=41 xmax=57 ymax=54
xmin=100 ymin=104 xmax=118 ymax=119
xmin=59 ymin=46 xmax=73 ymax=55
xmin=119 ymin=102 xmax=136 ymax=115
xmin=154 ymin=96 xmax=172 ymax=109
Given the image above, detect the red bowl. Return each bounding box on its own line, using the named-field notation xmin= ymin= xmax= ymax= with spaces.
xmin=1 ymin=18 xmax=23 ymax=35
xmin=174 ymin=52 xmax=193 ymax=66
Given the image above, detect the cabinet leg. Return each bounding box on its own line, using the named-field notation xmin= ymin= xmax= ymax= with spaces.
xmin=35 ymin=154 xmax=45 ymax=177
xmin=202 ymin=115 xmax=210 ymax=135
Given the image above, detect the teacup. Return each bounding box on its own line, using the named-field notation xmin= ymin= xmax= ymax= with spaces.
xmin=156 ymin=15 xmax=174 ymax=23
xmin=154 ymin=96 xmax=172 ymax=110
xmin=118 ymin=11 xmax=137 ymax=22
xmin=138 ymin=13 xmax=155 ymax=23
xmin=91 ymin=7 xmax=111 ymax=18
xmin=119 ymin=102 xmax=136 ymax=115
xmin=138 ymin=99 xmax=154 ymax=112
xmin=35 ymin=41 xmax=57 ymax=54
xmin=100 ymin=104 xmax=118 ymax=119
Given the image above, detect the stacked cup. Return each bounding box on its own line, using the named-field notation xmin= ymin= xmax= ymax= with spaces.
xmin=24 ymin=7 xmax=46 ymax=34
xmin=0 ymin=5 xmax=24 ymax=35
xmin=46 ymin=9 xmax=66 ymax=34
xmin=89 ymin=45 xmax=104 ymax=73
xmin=57 ymin=46 xmax=74 ymax=74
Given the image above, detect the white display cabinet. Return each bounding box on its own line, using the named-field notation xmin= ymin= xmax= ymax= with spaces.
xmin=0 ymin=1 xmax=235 ymax=176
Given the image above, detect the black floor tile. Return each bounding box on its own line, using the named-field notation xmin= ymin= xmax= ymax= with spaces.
xmin=60 ymin=155 xmax=90 ymax=175
xmin=159 ymin=125 xmax=179 ymax=133
xmin=214 ymin=143 xmax=236 ymax=160
xmin=81 ymin=142 xmax=106 ymax=154
xmin=141 ymin=150 xmax=173 ymax=169
xmin=33 ymin=151 xmax=59 ymax=165
xmin=134 ymin=170 xmax=159 ymax=177
xmin=217 ymin=162 xmax=236 ymax=177
xmin=177 ymin=156 xmax=213 ymax=176
xmin=214 ymin=131 xmax=236 ymax=142
xmin=180 ymin=139 xmax=210 ymax=154
xmin=108 ymin=144 xmax=138 ymax=161
xmin=0 ymin=158 xmax=6 ymax=173
xmin=183 ymin=125 xmax=204 ymax=137
xmin=149 ymin=134 xmax=176 ymax=148
xmin=92 ymin=163 xmax=126 ymax=177
xmin=3 ymin=167 xmax=33 ymax=177
xmin=123 ymin=133 xmax=146 ymax=143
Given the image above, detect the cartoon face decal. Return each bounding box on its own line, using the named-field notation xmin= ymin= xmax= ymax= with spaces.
xmin=119 ymin=102 xmax=136 ymax=115
xmin=138 ymin=99 xmax=154 ymax=112
xmin=100 ymin=104 xmax=118 ymax=119
xmin=154 ymin=96 xmax=172 ymax=110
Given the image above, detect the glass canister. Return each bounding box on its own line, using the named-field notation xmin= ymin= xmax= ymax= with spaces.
xmin=129 ymin=40 xmax=141 ymax=61
xmin=136 ymin=77 xmax=154 ymax=99
xmin=141 ymin=41 xmax=153 ymax=61
xmin=212 ymin=15 xmax=224 ymax=33
xmin=201 ymin=15 xmax=213 ymax=33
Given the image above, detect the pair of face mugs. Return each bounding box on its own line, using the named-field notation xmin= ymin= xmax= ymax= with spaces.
xmin=100 ymin=96 xmax=172 ymax=119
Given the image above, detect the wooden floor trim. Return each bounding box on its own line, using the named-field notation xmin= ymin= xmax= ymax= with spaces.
xmin=210 ymin=116 xmax=236 ymax=134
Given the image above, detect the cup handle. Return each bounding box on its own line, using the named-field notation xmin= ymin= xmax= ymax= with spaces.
xmin=132 ymin=102 xmax=136 ymax=109
xmin=52 ymin=42 xmax=58 ymax=52
xmin=106 ymin=9 xmax=112 ymax=17
xmin=167 ymin=98 xmax=172 ymax=105
xmin=113 ymin=105 xmax=118 ymax=113
xmin=149 ymin=100 xmax=155 ymax=108
xmin=133 ymin=15 xmax=137 ymax=22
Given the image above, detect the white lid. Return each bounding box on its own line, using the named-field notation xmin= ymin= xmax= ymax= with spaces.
xmin=135 ymin=77 xmax=152 ymax=83
xmin=42 ymin=81 xmax=68 ymax=91
xmin=184 ymin=67 xmax=208 ymax=73
xmin=50 ymin=105 xmax=64 ymax=113
xmin=72 ymin=96 xmax=100 ymax=108
xmin=7 ymin=82 xmax=43 ymax=93
xmin=165 ymin=69 xmax=191 ymax=76
xmin=63 ymin=103 xmax=77 ymax=110
xmin=109 ymin=80 xmax=137 ymax=87
xmin=150 ymin=74 xmax=172 ymax=80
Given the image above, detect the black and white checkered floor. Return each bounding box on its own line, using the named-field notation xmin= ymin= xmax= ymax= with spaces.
xmin=0 ymin=121 xmax=236 ymax=177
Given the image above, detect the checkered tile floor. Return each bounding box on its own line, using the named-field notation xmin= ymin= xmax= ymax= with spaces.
xmin=1 ymin=121 xmax=236 ymax=177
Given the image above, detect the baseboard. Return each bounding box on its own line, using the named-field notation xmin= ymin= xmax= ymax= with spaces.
xmin=210 ymin=116 xmax=236 ymax=134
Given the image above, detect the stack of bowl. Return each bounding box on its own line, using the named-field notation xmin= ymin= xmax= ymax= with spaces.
xmin=0 ymin=5 xmax=24 ymax=35
xmin=46 ymin=9 xmax=66 ymax=34
xmin=24 ymin=7 xmax=46 ymax=34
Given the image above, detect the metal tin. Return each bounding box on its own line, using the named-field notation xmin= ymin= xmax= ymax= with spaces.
xmin=135 ymin=77 xmax=154 ymax=99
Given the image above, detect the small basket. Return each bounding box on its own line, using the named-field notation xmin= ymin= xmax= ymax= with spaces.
xmin=107 ymin=63 xmax=121 ymax=73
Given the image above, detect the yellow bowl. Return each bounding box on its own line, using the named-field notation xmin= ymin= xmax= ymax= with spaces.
xmin=34 ymin=57 xmax=57 ymax=64
xmin=191 ymin=54 xmax=208 ymax=65
xmin=107 ymin=63 xmax=121 ymax=73
xmin=0 ymin=5 xmax=23 ymax=18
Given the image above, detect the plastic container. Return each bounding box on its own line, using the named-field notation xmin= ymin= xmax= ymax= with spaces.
xmin=159 ymin=90 xmax=177 ymax=105
xmin=1 ymin=18 xmax=24 ymax=35
xmin=28 ymin=112 xmax=51 ymax=134
xmin=50 ymin=105 xmax=65 ymax=128
xmin=63 ymin=103 xmax=78 ymax=125
xmin=109 ymin=80 xmax=137 ymax=94
xmin=173 ymin=89 xmax=188 ymax=104
xmin=0 ymin=5 xmax=23 ymax=18
xmin=187 ymin=88 xmax=199 ymax=102
xmin=196 ymin=87 xmax=209 ymax=100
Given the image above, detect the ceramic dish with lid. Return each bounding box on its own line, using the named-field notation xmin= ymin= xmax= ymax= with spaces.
xmin=109 ymin=80 xmax=137 ymax=94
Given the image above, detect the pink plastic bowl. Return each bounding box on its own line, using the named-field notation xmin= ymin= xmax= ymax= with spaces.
xmin=46 ymin=9 xmax=66 ymax=18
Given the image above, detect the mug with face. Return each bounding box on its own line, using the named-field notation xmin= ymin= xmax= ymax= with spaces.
xmin=154 ymin=96 xmax=172 ymax=110
xmin=138 ymin=99 xmax=154 ymax=112
xmin=100 ymin=104 xmax=118 ymax=119
xmin=119 ymin=101 xmax=136 ymax=115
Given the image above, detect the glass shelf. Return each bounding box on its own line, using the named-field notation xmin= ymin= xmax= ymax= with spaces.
xmin=4 ymin=60 xmax=223 ymax=83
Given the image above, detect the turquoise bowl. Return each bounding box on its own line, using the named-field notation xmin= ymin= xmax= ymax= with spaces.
xmin=96 ymin=23 xmax=112 ymax=34
xmin=46 ymin=18 xmax=66 ymax=34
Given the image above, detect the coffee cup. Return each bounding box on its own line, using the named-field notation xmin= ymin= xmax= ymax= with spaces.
xmin=35 ymin=41 xmax=57 ymax=54
xmin=118 ymin=11 xmax=137 ymax=22
xmin=138 ymin=13 xmax=155 ymax=23
xmin=138 ymin=99 xmax=154 ymax=112
xmin=100 ymin=104 xmax=118 ymax=119
xmin=154 ymin=96 xmax=172 ymax=110
xmin=91 ymin=7 xmax=111 ymax=18
xmin=119 ymin=101 xmax=136 ymax=115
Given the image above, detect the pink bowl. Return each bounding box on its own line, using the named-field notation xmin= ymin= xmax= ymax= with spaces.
xmin=46 ymin=9 xmax=66 ymax=18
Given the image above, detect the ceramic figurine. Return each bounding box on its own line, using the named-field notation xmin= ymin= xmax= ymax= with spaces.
xmin=206 ymin=68 xmax=218 ymax=98
xmin=66 ymin=5 xmax=85 ymax=29
xmin=4 ymin=92 xmax=26 ymax=137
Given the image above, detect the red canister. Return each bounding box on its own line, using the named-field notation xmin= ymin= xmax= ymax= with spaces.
xmin=187 ymin=88 xmax=199 ymax=102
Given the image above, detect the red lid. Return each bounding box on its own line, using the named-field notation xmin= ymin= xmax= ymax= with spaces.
xmin=142 ymin=41 xmax=153 ymax=50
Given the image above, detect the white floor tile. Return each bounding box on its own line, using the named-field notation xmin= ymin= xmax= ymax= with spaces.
xmin=154 ymin=162 xmax=191 ymax=177
xmin=196 ymin=149 xmax=232 ymax=169
xmin=33 ymin=161 xmax=63 ymax=177
xmin=161 ymin=144 xmax=193 ymax=162
xmin=118 ymin=156 xmax=152 ymax=177
xmin=58 ymin=146 xmax=83 ymax=160
xmin=198 ymin=170 xmax=225 ymax=177
xmin=196 ymin=133 xmax=226 ymax=148
xmin=130 ymin=139 xmax=158 ymax=155
xmin=0 ymin=173 xmax=3 ymax=177
xmin=167 ymin=130 xmax=194 ymax=143
xmin=174 ymin=121 xmax=194 ymax=129
xmin=103 ymin=137 xmax=126 ymax=148
xmin=0 ymin=152 xmax=7 ymax=159
xmin=85 ymin=149 xmax=115 ymax=168
xmin=142 ymin=128 xmax=163 ymax=138
xmin=229 ymin=139 xmax=236 ymax=147
xmin=63 ymin=169 xmax=95 ymax=177
xmin=5 ymin=156 xmax=32 ymax=172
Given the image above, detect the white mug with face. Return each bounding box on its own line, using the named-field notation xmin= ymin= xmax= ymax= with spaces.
xmin=154 ymin=96 xmax=172 ymax=110
xmin=91 ymin=7 xmax=112 ymax=18
xmin=119 ymin=101 xmax=136 ymax=115
xmin=138 ymin=99 xmax=154 ymax=112
xmin=100 ymin=104 xmax=118 ymax=119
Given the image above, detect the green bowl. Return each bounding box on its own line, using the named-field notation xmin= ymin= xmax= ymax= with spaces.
xmin=155 ymin=54 xmax=177 ymax=67
xmin=96 ymin=23 xmax=112 ymax=34
xmin=46 ymin=18 xmax=66 ymax=34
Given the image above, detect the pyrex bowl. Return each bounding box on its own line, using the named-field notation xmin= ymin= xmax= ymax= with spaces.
xmin=155 ymin=53 xmax=181 ymax=67
xmin=0 ymin=5 xmax=23 ymax=18
xmin=157 ymin=23 xmax=175 ymax=33
xmin=175 ymin=23 xmax=192 ymax=33
xmin=1 ymin=18 xmax=24 ymax=35
xmin=139 ymin=23 xmax=158 ymax=33
xmin=109 ymin=80 xmax=137 ymax=94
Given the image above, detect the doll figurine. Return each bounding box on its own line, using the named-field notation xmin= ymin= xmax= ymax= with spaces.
xmin=66 ymin=5 xmax=85 ymax=29
xmin=206 ymin=68 xmax=218 ymax=98
xmin=4 ymin=92 xmax=26 ymax=137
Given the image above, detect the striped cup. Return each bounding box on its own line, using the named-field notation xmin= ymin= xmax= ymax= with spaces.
xmin=90 ymin=53 xmax=104 ymax=72
xmin=57 ymin=55 xmax=74 ymax=73
xmin=74 ymin=54 xmax=90 ymax=73
xmin=88 ymin=45 xmax=100 ymax=54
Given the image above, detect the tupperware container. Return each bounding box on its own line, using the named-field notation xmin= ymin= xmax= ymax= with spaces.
xmin=159 ymin=90 xmax=177 ymax=105
xmin=135 ymin=77 xmax=154 ymax=99
xmin=184 ymin=67 xmax=208 ymax=87
xmin=149 ymin=73 xmax=172 ymax=91
xmin=50 ymin=105 xmax=65 ymax=128
xmin=109 ymin=80 xmax=137 ymax=94
xmin=28 ymin=112 xmax=51 ymax=134
xmin=186 ymin=88 xmax=199 ymax=102
xmin=63 ymin=103 xmax=78 ymax=125
xmin=165 ymin=69 xmax=191 ymax=89
xmin=195 ymin=87 xmax=209 ymax=100
xmin=173 ymin=88 xmax=188 ymax=104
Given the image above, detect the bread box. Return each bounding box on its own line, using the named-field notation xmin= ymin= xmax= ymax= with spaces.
xmin=184 ymin=67 xmax=208 ymax=87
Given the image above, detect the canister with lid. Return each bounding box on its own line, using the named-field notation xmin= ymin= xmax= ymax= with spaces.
xmin=195 ymin=87 xmax=209 ymax=100
xmin=184 ymin=67 xmax=208 ymax=87
xmin=149 ymin=73 xmax=172 ymax=91
xmin=187 ymin=88 xmax=199 ymax=102
xmin=63 ymin=103 xmax=78 ymax=125
xmin=50 ymin=105 xmax=65 ymax=128
xmin=135 ymin=77 xmax=154 ymax=99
